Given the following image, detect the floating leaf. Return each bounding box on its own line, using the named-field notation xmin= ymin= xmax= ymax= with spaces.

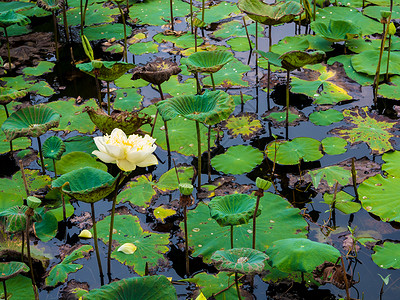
xmin=311 ymin=19 xmax=361 ymax=42
xmin=83 ymin=275 xmax=177 ymax=300
xmin=33 ymin=210 xmax=58 ymax=242
xmin=211 ymin=248 xmax=268 ymax=274
xmin=359 ymin=174 xmax=400 ymax=222
xmin=266 ymin=238 xmax=340 ymax=273
xmin=329 ymin=106 xmax=400 ymax=155
xmin=291 ymin=64 xmax=352 ymax=105
xmin=378 ymin=75 xmax=400 ymax=100
xmin=202 ymin=58 xmax=251 ymax=88
xmin=382 ymin=151 xmax=400 ymax=177
xmin=153 ymin=32 xmax=202 ymax=49
xmin=85 ymin=23 xmax=132 ymax=41
xmin=322 ymin=137 xmax=347 ymax=155
xmin=222 ymin=113 xmax=263 ymax=141
xmin=128 ymin=42 xmax=158 ymax=55
xmin=113 ymin=89 xmax=144 ymax=111
xmin=308 ymin=166 xmax=351 ymax=189
xmin=200 ymin=1 xmax=240 ymax=24
xmin=309 ymin=109 xmax=343 ymax=126
xmin=372 ymin=242 xmax=400 ymax=269
xmin=323 ymin=191 xmax=361 ymax=214
xmin=185 ymin=50 xmax=234 ymax=74
xmin=96 ymin=214 xmax=169 ymax=275
xmin=212 ymin=20 xmax=262 ymax=39
xmin=76 ymin=61 xmax=135 ymax=82
xmin=263 ymin=107 xmax=306 ymax=127
xmin=265 ymin=137 xmax=323 ymax=165
xmin=45 ymin=245 xmax=93 ymax=287
xmin=351 ymin=50 xmax=400 ymax=76
xmin=211 ymin=145 xmax=263 ymax=175
xmin=327 ymin=55 xmax=374 ymax=86
xmin=22 ymin=61 xmax=55 ymax=76
xmin=184 ymin=193 xmax=307 ymax=262
xmin=154 ymin=205 xmax=176 ymax=223
xmin=53 ymin=151 xmax=107 ymax=175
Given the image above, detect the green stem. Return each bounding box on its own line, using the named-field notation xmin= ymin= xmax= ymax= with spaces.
xmin=4 ymin=28 xmax=11 ymax=71
xmin=37 ymin=137 xmax=46 ymax=175
xmin=170 ymin=0 xmax=174 ymax=31
xmin=3 ymin=281 xmax=7 ymax=300
xmin=150 ymin=111 xmax=158 ymax=136
xmin=117 ymin=3 xmax=128 ymax=62
xmin=194 ymin=27 xmax=198 ymax=52
xmin=230 ymin=225 xmax=234 ymax=249
xmin=190 ymin=0 xmax=193 ymax=33
xmin=61 ymin=193 xmax=66 ymax=222
xmin=196 ymin=120 xmax=201 ymax=190
xmin=25 ymin=213 xmax=38 ymax=300
xmin=62 ymin=1 xmax=70 ymax=43
xmin=210 ymin=73 xmax=216 ymax=91
xmin=201 ymin=0 xmax=205 ymax=21
xmin=285 ymin=69 xmax=290 ymax=140
xmin=207 ymin=125 xmax=211 ymax=182
xmin=3 ymin=104 xmax=12 ymax=153
xmin=107 ymin=81 xmax=111 ymax=115
xmin=91 ymin=202 xmax=104 ymax=285
xmin=374 ymin=21 xmax=390 ymax=104
xmin=242 ymin=17 xmax=253 ymax=51
xmin=21 ymin=232 xmax=24 ymax=262
xmin=252 ymin=190 xmax=262 ymax=249
xmin=235 ymin=272 xmax=242 ymax=300
xmin=94 ymin=72 xmax=103 ymax=109
xmin=52 ymin=11 xmax=59 ymax=61
xmin=107 ymin=172 xmax=123 ymax=278
xmin=126 ymin=0 xmax=130 ymax=13
xmin=385 ymin=35 xmax=392 ymax=82
xmin=184 ymin=203 xmax=189 ymax=275
xmin=267 ymin=24 xmax=272 ymax=109
xmin=52 ymin=158 xmax=57 ymax=178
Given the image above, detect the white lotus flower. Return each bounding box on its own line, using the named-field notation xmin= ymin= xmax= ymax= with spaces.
xmin=92 ymin=128 xmax=158 ymax=171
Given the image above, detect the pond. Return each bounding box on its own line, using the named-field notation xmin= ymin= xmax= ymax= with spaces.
xmin=1 ymin=0 xmax=400 ymax=299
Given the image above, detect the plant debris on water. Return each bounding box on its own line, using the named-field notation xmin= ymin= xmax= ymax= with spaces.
xmin=2 ymin=0 xmax=400 ymax=299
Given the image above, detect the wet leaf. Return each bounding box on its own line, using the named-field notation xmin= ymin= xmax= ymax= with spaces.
xmin=378 ymin=75 xmax=400 ymax=100
xmin=222 ymin=113 xmax=263 ymax=141
xmin=154 ymin=205 xmax=176 ymax=223
xmin=311 ymin=19 xmax=361 ymax=42
xmin=53 ymin=151 xmax=107 ymax=175
xmin=329 ymin=106 xmax=400 ymax=155
xmin=382 ymin=151 xmax=400 ymax=177
xmin=33 ymin=209 xmax=58 ymax=242
xmin=128 ymin=42 xmax=158 ymax=55
xmin=263 ymin=107 xmax=306 ymax=127
xmin=327 ymin=55 xmax=374 ymax=86
xmin=45 ymin=245 xmax=93 ymax=287
xmin=323 ymin=191 xmax=361 ymax=214
xmin=212 ymin=20 xmax=262 ymax=39
xmin=202 ymin=58 xmax=251 ymax=88
xmin=308 ymin=165 xmax=352 ymax=189
xmin=22 ymin=61 xmax=55 ymax=76
xmin=322 ymin=137 xmax=348 ymax=155
xmin=200 ymin=1 xmax=240 ymax=24
xmin=352 ymin=50 xmax=400 ymax=76
xmin=0 ymin=275 xmax=34 ymax=298
xmin=85 ymin=23 xmax=132 ymax=41
xmin=211 ymin=145 xmax=264 ymax=175
xmin=309 ymin=109 xmax=343 ymax=126
xmin=372 ymin=242 xmax=400 ymax=269
xmin=96 ymin=214 xmax=169 ymax=275
xmin=153 ymin=32 xmax=202 ymax=49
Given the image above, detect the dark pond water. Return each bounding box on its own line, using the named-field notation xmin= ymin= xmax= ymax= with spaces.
xmin=2 ymin=0 xmax=400 ymax=299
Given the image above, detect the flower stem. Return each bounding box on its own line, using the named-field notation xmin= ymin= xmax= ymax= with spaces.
xmin=107 ymin=172 xmax=123 ymax=279
xmin=196 ymin=120 xmax=201 ymax=190
xmin=61 ymin=193 xmax=66 ymax=222
xmin=94 ymin=72 xmax=103 ymax=109
xmin=36 ymin=137 xmax=46 ymax=175
xmin=91 ymin=202 xmax=104 ymax=285
xmin=4 ymin=28 xmax=11 ymax=71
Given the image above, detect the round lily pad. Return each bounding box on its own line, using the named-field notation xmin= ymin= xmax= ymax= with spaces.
xmin=0 ymin=205 xmax=42 ymax=233
xmin=42 ymin=136 xmax=65 ymax=160
xmin=53 ymin=151 xmax=107 ymax=175
xmin=0 ymin=261 xmax=29 ymax=281
xmin=1 ymin=104 xmax=61 ymax=141
xmin=185 ymin=50 xmax=234 ymax=73
xmin=311 ymin=19 xmax=361 ymax=42
xmin=131 ymin=57 xmax=181 ymax=86
xmin=266 ymin=238 xmax=341 ymax=273
xmin=211 ymin=145 xmax=263 ymax=175
xmin=322 ymin=137 xmax=347 ymax=155
xmin=309 ymin=109 xmax=343 ymax=126
xmin=76 ymin=61 xmax=135 ymax=82
xmin=372 ymin=241 xmax=400 ymax=269
xmin=209 ymin=193 xmax=261 ymax=226
xmin=52 ymin=167 xmax=118 ymax=203
xmin=265 ymin=137 xmax=323 ymax=165
xmin=382 ymin=151 xmax=400 ymax=178
xmin=279 ymin=50 xmax=325 ymax=71
xmin=351 ymin=50 xmax=400 ymax=76
xmin=156 ymin=90 xmax=234 ymax=125
xmin=0 ymin=10 xmax=30 ymax=28
xmin=211 ymin=248 xmax=268 ymax=275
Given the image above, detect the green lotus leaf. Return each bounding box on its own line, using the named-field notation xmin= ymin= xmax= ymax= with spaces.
xmin=59 ymin=3 xmax=119 ymax=27
xmin=83 ymin=275 xmax=177 ymax=300
xmin=0 ymin=170 xmax=51 ymax=210
xmin=263 ymin=106 xmax=306 ymax=127
xmin=83 ymin=107 xmax=152 ymax=135
xmin=309 ymin=109 xmax=343 ymax=126
xmin=22 ymin=61 xmax=55 ymax=76
xmin=237 ymin=0 xmax=303 ymax=25
xmin=211 ymin=248 xmax=268 ymax=275
xmin=131 ymin=57 xmax=181 ymax=86
xmin=128 ymin=41 xmax=158 ymax=55
xmin=141 ymin=105 xmax=217 ymax=156
xmin=33 ymin=209 xmax=58 ymax=242
xmin=1 ymin=104 xmax=60 ymax=141
xmin=45 ymin=245 xmax=93 ymax=287
xmin=184 ymin=192 xmax=307 ymax=262
xmin=202 ymin=58 xmax=251 ymax=88
xmin=95 ymin=214 xmax=169 ymax=275
xmin=211 ymin=145 xmax=263 ymax=175
xmin=0 ymin=87 xmax=27 ymax=105
xmin=0 ymin=10 xmax=30 ymax=28
xmin=346 ymin=37 xmax=400 ymax=54
xmin=161 ymin=76 xmax=197 ymax=97
xmin=358 ymin=174 xmax=400 ymax=222
xmin=271 ymin=35 xmax=333 ymax=55
xmin=329 ymin=106 xmax=400 ymax=155
xmin=153 ymin=32 xmax=203 ymax=49
xmin=85 ymin=23 xmax=132 ymax=41
xmin=52 ymin=167 xmax=118 ymax=203
xmin=154 ymin=206 xmax=176 ymax=223
xmin=0 ymin=205 xmax=42 ymax=233
xmin=323 ymin=191 xmax=361 ymax=214
xmin=37 ymin=0 xmax=63 ymax=11
xmin=227 ymin=37 xmax=255 ymax=51
xmin=372 ymin=242 xmax=400 ymax=269
xmin=46 ymin=98 xmax=98 ymax=134
xmin=156 ymin=90 xmax=234 ymax=125
xmin=363 ymin=5 xmax=400 ymax=21
xmin=265 ymin=137 xmax=323 ymax=165
xmin=0 ymin=261 xmax=29 ymax=281
xmin=322 ymin=137 xmax=347 ymax=155
xmin=0 ymin=275 xmax=34 ymax=299
xmin=315 ymin=6 xmax=381 ymax=35
xmin=51 ymin=151 xmax=107 ymax=175
xmin=42 ymin=136 xmax=65 ymax=160
xmin=199 ymin=2 xmax=240 ymax=24
xmin=76 ymin=61 xmax=135 ymax=82
xmin=256 ymin=50 xmax=283 ymax=68
xmin=378 ymin=75 xmax=400 ymax=100
xmin=266 ymin=238 xmax=340 ymax=273
xmin=181 ymin=272 xmax=239 ymax=300
xmin=185 ymin=50 xmax=234 ymax=74
xmin=222 ymin=113 xmax=263 ymax=141
xmin=382 ymin=151 xmax=400 ymax=177
xmin=209 ymin=193 xmax=261 ymax=226
xmin=351 ymin=50 xmax=400 ymax=76
xmin=328 ymin=55 xmax=374 ymax=86
xmin=212 ymin=20 xmax=262 ymax=39
xmin=311 ymin=19 xmax=361 ymax=42
xmin=307 ymin=165 xmax=351 ymax=189
xmin=279 ymin=50 xmax=325 ymax=71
